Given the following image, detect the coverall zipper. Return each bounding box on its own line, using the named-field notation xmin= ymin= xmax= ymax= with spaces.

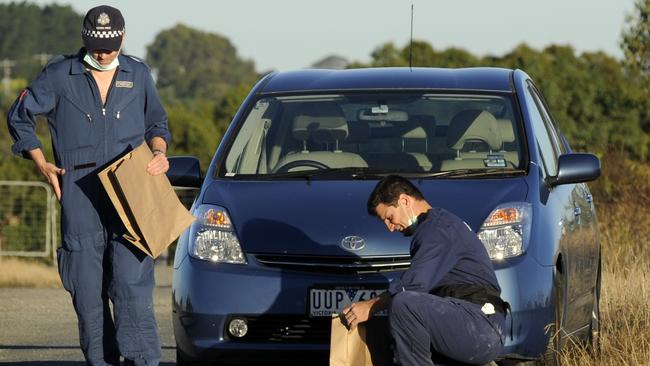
xmin=86 ymin=67 xmax=119 ymax=162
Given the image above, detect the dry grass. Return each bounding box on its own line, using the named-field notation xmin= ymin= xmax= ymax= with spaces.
xmin=0 ymin=257 xmax=61 ymax=288
xmin=560 ymin=152 xmax=650 ymax=365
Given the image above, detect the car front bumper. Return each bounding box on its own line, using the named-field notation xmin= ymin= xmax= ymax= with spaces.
xmin=172 ymin=252 xmax=555 ymax=362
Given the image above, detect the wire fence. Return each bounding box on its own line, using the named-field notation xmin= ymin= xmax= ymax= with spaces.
xmin=0 ymin=180 xmax=198 ymax=264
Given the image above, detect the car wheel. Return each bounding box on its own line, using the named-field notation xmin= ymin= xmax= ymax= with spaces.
xmin=176 ymin=348 xmax=210 ymax=366
xmin=538 ymin=268 xmax=566 ymax=366
xmin=588 ymin=256 xmax=602 ymax=355
xmin=176 ymin=349 xmax=191 ymax=366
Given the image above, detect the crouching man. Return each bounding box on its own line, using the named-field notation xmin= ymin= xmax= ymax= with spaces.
xmin=343 ymin=175 xmax=506 ymax=365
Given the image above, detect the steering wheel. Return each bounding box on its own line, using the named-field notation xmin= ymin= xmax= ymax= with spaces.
xmin=274 ymin=159 xmax=330 ymax=173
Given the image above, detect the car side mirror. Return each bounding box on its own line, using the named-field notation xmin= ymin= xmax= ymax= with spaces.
xmin=548 ymin=153 xmax=600 ymax=187
xmin=167 ymin=156 xmax=203 ymax=188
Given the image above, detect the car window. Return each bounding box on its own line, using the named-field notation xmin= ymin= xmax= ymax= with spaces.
xmin=528 ymin=84 xmax=567 ymax=155
xmin=524 ymin=85 xmax=559 ymax=177
xmin=221 ymin=92 xmax=525 ymax=178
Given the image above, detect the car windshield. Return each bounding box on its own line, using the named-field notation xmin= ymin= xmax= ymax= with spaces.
xmin=221 ymin=92 xmax=524 ymax=178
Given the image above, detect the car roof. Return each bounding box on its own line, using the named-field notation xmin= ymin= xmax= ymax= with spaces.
xmin=259 ymin=67 xmax=514 ymax=94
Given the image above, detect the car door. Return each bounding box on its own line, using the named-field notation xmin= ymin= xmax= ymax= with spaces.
xmin=527 ymin=83 xmax=596 ymax=331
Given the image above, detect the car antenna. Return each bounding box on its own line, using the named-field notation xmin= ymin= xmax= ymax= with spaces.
xmin=409 ymin=4 xmax=414 ymax=71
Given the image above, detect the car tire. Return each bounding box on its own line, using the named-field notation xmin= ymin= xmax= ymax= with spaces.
xmin=176 ymin=348 xmax=208 ymax=366
xmin=588 ymin=255 xmax=602 ymax=356
xmin=176 ymin=349 xmax=191 ymax=366
xmin=537 ymin=268 xmax=566 ymax=366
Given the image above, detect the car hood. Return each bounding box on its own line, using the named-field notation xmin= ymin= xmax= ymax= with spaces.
xmin=200 ymin=178 xmax=528 ymax=256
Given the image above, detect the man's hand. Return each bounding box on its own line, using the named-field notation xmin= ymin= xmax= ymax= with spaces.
xmin=147 ymin=152 xmax=169 ymax=176
xmin=342 ymin=300 xmax=374 ymax=328
xmin=342 ymin=292 xmax=391 ymax=329
xmin=29 ymin=148 xmax=65 ymax=201
xmin=39 ymin=162 xmax=65 ymax=201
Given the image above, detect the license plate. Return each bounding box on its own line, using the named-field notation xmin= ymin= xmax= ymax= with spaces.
xmin=309 ymin=288 xmax=386 ymax=317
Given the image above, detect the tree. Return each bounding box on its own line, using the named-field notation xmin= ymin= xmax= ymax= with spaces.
xmin=146 ymin=24 xmax=258 ymax=102
xmin=621 ymin=0 xmax=650 ymax=75
xmin=0 ymin=2 xmax=82 ymax=80
xmin=621 ymin=0 xmax=650 ymax=153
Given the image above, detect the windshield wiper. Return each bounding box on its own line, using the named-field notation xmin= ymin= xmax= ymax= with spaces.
xmin=234 ymin=168 xmax=525 ymax=180
xmin=251 ymin=167 xmax=394 ymax=180
xmin=404 ymin=168 xmax=526 ymax=179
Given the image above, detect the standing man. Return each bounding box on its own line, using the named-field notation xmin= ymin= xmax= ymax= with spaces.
xmin=6 ymin=5 xmax=169 ymax=365
xmin=343 ymin=175 xmax=506 ymax=366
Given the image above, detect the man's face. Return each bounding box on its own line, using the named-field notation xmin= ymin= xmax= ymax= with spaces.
xmin=88 ymin=49 xmax=119 ymax=66
xmin=375 ymin=198 xmax=411 ymax=233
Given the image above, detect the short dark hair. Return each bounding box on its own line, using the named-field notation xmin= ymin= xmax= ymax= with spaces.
xmin=367 ymin=175 xmax=424 ymax=216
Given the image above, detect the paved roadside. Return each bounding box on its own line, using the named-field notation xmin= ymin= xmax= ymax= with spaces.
xmin=0 ymin=264 xmax=176 ymax=365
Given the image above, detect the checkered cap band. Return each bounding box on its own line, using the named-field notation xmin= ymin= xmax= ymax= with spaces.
xmin=82 ymin=28 xmax=125 ymax=39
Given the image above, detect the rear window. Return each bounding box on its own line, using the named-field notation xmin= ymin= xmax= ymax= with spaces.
xmin=221 ymin=93 xmax=523 ymax=177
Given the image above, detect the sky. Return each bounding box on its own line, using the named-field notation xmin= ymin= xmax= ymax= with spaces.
xmin=18 ymin=0 xmax=639 ymax=72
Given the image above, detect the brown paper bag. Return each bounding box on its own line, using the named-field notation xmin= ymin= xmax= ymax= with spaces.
xmin=98 ymin=142 xmax=195 ymax=258
xmin=330 ymin=315 xmax=371 ymax=366
xmin=330 ymin=315 xmax=392 ymax=366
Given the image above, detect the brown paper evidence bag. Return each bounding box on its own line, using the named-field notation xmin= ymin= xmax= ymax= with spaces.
xmin=330 ymin=315 xmax=391 ymax=366
xmin=98 ymin=142 xmax=195 ymax=258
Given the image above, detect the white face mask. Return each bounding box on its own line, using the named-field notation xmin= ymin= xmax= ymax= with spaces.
xmin=84 ymin=52 xmax=120 ymax=71
xmin=400 ymin=202 xmax=418 ymax=236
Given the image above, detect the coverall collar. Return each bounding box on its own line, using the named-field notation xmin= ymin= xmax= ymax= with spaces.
xmin=70 ymin=48 xmax=133 ymax=75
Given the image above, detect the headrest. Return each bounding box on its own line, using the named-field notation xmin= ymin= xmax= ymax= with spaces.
xmin=311 ymin=117 xmax=349 ymax=143
xmin=292 ymin=102 xmax=347 ymax=141
xmin=293 ymin=115 xmax=349 ymax=142
xmin=402 ymin=126 xmax=427 ymax=139
xmin=447 ymin=110 xmax=502 ymax=150
xmin=497 ymin=119 xmax=515 ymax=143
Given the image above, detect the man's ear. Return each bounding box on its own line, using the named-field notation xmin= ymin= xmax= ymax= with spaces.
xmin=398 ymin=193 xmax=410 ymax=207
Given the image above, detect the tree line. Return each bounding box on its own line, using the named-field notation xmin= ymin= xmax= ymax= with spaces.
xmin=0 ymin=0 xmax=648 ymax=183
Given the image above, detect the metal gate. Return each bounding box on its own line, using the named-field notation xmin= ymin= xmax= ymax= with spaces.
xmin=0 ymin=181 xmax=57 ymax=262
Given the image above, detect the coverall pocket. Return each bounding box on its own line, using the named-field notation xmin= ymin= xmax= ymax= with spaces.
xmin=56 ymin=247 xmax=74 ymax=293
xmin=60 ymin=95 xmax=95 ymax=151
xmin=113 ymin=94 xmax=144 ymax=143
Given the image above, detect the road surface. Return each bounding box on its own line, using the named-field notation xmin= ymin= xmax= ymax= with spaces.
xmin=0 ymin=264 xmax=176 ymax=365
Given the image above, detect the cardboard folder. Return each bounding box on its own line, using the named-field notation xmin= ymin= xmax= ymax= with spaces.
xmin=98 ymin=142 xmax=196 ymax=258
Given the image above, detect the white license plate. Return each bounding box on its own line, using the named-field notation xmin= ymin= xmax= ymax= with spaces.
xmin=309 ymin=288 xmax=386 ymax=317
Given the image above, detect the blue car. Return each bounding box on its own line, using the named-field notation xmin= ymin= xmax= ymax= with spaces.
xmin=168 ymin=67 xmax=601 ymax=365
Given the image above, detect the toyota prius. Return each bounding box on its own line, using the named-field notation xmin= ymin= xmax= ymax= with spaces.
xmin=168 ymin=67 xmax=601 ymax=365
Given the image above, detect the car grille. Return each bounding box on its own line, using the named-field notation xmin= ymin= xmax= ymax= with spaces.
xmin=227 ymin=315 xmax=330 ymax=343
xmin=253 ymin=254 xmax=411 ymax=273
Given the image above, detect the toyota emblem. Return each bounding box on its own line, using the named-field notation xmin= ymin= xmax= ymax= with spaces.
xmin=341 ymin=236 xmax=365 ymax=251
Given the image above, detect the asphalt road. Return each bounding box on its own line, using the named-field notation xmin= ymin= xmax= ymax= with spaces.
xmin=0 ymin=264 xmax=176 ymax=365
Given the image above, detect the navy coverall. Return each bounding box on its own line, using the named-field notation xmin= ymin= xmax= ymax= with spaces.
xmin=387 ymin=208 xmax=505 ymax=366
xmin=7 ymin=50 xmax=171 ymax=366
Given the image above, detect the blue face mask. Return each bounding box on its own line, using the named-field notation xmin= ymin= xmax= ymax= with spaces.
xmin=84 ymin=52 xmax=120 ymax=71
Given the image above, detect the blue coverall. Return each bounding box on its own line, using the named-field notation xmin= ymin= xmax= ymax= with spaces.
xmin=387 ymin=208 xmax=505 ymax=366
xmin=7 ymin=50 xmax=171 ymax=366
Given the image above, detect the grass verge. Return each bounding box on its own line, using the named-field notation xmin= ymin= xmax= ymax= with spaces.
xmin=0 ymin=257 xmax=61 ymax=288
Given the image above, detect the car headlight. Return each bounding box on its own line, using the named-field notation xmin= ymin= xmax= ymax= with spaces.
xmin=478 ymin=202 xmax=532 ymax=261
xmin=189 ymin=205 xmax=246 ymax=264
